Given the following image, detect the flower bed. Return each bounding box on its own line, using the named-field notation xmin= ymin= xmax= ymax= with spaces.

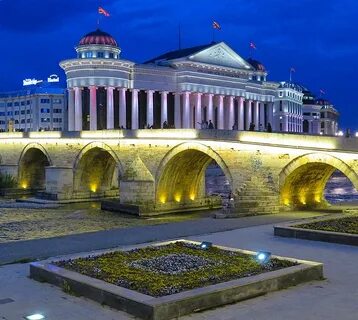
xmin=55 ymin=241 xmax=296 ymax=297
xmin=298 ymin=216 xmax=358 ymax=234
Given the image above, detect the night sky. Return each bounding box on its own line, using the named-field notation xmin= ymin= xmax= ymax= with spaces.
xmin=0 ymin=0 xmax=357 ymax=130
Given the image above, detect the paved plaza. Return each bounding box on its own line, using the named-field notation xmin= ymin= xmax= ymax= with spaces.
xmin=0 ymin=212 xmax=357 ymax=320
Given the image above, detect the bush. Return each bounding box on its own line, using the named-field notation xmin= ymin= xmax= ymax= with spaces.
xmin=0 ymin=173 xmax=18 ymax=188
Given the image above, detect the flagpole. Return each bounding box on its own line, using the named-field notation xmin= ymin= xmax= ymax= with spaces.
xmin=289 ymin=70 xmax=292 ymax=82
xmin=178 ymin=23 xmax=182 ymax=49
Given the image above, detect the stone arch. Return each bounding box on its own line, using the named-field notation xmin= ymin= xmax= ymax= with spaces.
xmin=280 ymin=153 xmax=358 ymax=208
xmin=18 ymin=143 xmax=52 ymax=189
xmin=155 ymin=142 xmax=233 ymax=204
xmin=73 ymin=142 xmax=122 ymax=194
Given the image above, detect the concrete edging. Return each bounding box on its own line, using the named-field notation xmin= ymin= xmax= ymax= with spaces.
xmin=274 ymin=217 xmax=358 ymax=246
xmin=29 ymin=240 xmax=323 ymax=320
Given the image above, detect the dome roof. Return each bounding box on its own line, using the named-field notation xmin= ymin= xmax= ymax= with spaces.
xmin=79 ymin=29 xmax=118 ymax=47
xmin=247 ymin=58 xmax=266 ymax=72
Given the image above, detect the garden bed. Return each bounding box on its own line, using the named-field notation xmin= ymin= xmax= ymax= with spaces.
xmin=274 ymin=215 xmax=358 ymax=246
xmin=30 ymin=240 xmax=323 ymax=320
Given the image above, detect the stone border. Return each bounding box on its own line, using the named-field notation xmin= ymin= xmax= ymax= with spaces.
xmin=274 ymin=216 xmax=358 ymax=246
xmin=29 ymin=240 xmax=323 ymax=320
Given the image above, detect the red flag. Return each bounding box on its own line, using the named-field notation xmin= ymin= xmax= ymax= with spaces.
xmin=98 ymin=6 xmax=110 ymax=17
xmin=212 ymin=21 xmax=221 ymax=30
xmin=249 ymin=41 xmax=257 ymax=50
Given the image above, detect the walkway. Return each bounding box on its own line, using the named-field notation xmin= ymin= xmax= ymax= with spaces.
xmin=0 ymin=211 xmax=323 ymax=265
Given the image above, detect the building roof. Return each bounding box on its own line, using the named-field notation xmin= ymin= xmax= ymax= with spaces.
xmin=246 ymin=58 xmax=266 ymax=72
xmin=78 ymin=29 xmax=118 ymax=47
xmin=144 ymin=43 xmax=215 ymax=64
xmin=0 ymin=82 xmax=65 ymax=98
xmin=277 ymin=81 xmax=303 ymax=92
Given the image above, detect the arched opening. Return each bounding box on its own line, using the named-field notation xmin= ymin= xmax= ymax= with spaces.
xmin=280 ymin=155 xmax=358 ymax=209
xmin=156 ymin=148 xmax=232 ymax=208
xmin=18 ymin=148 xmax=50 ymax=190
xmin=74 ymin=147 xmax=119 ymax=195
xmin=303 ymin=119 xmax=309 ymax=133
xmin=325 ymin=170 xmax=358 ymax=204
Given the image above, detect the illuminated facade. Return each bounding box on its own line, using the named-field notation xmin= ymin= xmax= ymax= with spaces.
xmin=60 ymin=29 xmax=277 ymax=131
xmin=0 ymin=76 xmax=66 ymax=132
xmin=273 ymin=82 xmax=304 ymax=133
xmin=302 ymin=88 xmax=340 ymax=135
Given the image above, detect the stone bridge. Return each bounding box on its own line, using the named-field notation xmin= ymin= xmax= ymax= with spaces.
xmin=1 ymin=130 xmax=358 ymax=215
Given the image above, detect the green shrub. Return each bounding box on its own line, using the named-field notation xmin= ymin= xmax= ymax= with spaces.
xmin=0 ymin=173 xmax=18 ymax=188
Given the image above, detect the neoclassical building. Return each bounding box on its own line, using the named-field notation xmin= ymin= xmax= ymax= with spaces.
xmin=60 ymin=29 xmax=277 ymax=131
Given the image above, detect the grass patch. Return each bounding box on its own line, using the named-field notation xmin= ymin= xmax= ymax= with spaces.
xmin=298 ymin=216 xmax=358 ymax=234
xmin=55 ymin=242 xmax=297 ymax=297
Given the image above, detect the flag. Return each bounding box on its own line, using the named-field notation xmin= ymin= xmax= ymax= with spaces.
xmin=290 ymin=67 xmax=296 ymax=73
xmin=249 ymin=41 xmax=257 ymax=50
xmin=212 ymin=21 xmax=221 ymax=30
xmin=320 ymin=89 xmax=326 ymax=95
xmin=98 ymin=6 xmax=110 ymax=17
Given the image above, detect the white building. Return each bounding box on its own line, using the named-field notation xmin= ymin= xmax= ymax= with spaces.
xmin=0 ymin=76 xmax=66 ymax=132
xmin=301 ymin=88 xmax=340 ymax=136
xmin=273 ymin=82 xmax=304 ymax=133
xmin=60 ymin=29 xmax=277 ymax=131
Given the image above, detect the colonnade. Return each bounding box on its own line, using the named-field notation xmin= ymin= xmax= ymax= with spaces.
xmin=67 ymin=87 xmax=274 ymax=131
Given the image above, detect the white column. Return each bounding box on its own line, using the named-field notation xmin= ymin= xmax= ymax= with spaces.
xmin=245 ymin=100 xmax=252 ymax=130
xmin=174 ymin=93 xmax=181 ymax=128
xmin=183 ymin=92 xmax=190 ymax=128
xmin=74 ymin=87 xmax=82 ymax=131
xmin=254 ymin=101 xmax=259 ymax=130
xmin=161 ymin=91 xmax=168 ymax=127
xmin=194 ymin=93 xmax=202 ymax=129
xmin=89 ymin=86 xmax=97 ymax=131
xmin=131 ymin=89 xmax=139 ymax=130
xmin=106 ymin=87 xmax=114 ymax=129
xmin=146 ymin=90 xmax=154 ymax=127
xmin=119 ymin=88 xmax=126 ymax=129
xmin=227 ymin=96 xmax=235 ymax=130
xmin=207 ymin=94 xmax=214 ymax=123
xmin=217 ymin=95 xmax=224 ymax=129
xmin=238 ymin=97 xmax=244 ymax=131
xmin=68 ymin=88 xmax=75 ymax=131
xmin=259 ymin=102 xmax=265 ymax=130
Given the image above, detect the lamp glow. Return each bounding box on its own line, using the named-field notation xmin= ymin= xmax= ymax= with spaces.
xmin=199 ymin=241 xmax=212 ymax=250
xmin=25 ymin=314 xmax=45 ymax=320
xmin=255 ymin=251 xmax=271 ymax=264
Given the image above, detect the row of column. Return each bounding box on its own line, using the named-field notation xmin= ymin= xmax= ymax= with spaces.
xmin=68 ymin=87 xmax=274 ymax=131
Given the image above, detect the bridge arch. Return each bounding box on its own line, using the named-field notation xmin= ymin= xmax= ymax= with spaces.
xmin=155 ymin=142 xmax=233 ymax=204
xmin=18 ymin=143 xmax=52 ymax=189
xmin=280 ymin=153 xmax=358 ymax=208
xmin=73 ymin=142 xmax=122 ymax=194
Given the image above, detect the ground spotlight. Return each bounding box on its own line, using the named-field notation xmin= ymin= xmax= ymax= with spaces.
xmin=25 ymin=314 xmax=45 ymax=320
xmin=255 ymin=251 xmax=272 ymax=264
xmin=199 ymin=241 xmax=212 ymax=250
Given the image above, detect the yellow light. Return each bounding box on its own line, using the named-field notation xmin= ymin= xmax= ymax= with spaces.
xmin=189 ymin=194 xmax=196 ymax=201
xmin=81 ymin=130 xmax=124 ymax=139
xmin=90 ymin=184 xmax=97 ymax=193
xmin=159 ymin=195 xmax=167 ymax=204
xmin=21 ymin=182 xmax=28 ymax=189
xmin=283 ymin=198 xmax=290 ymax=206
xmin=29 ymin=132 xmax=62 ymax=139
xmin=314 ymin=195 xmax=321 ymax=203
xmin=136 ymin=129 xmax=197 ymax=139
xmin=174 ymin=193 xmax=182 ymax=202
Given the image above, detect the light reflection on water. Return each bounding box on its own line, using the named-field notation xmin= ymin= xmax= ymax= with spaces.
xmin=206 ymin=166 xmax=358 ymax=204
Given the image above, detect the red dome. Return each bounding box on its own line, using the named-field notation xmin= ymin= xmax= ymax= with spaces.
xmin=79 ymin=29 xmax=118 ymax=47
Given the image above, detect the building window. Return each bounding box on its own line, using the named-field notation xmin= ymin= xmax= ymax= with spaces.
xmin=21 ymin=119 xmax=25 ymax=124
xmin=85 ymin=52 xmax=93 ymax=58
xmin=27 ymin=100 xmax=31 ymax=105
xmin=40 ymin=108 xmax=50 ymax=113
xmin=14 ymin=102 xmax=20 ymax=106
xmin=21 ymin=101 xmax=25 ymax=106
xmin=53 ymin=99 xmax=62 ymax=104
xmin=97 ymin=52 xmax=104 ymax=58
xmin=41 ymin=118 xmax=50 ymax=122
xmin=53 ymin=108 xmax=62 ymax=113
xmin=53 ymin=118 xmax=62 ymax=123
xmin=7 ymin=102 xmax=12 ymax=107
xmin=280 ymin=123 xmax=283 ymax=131
xmin=7 ymin=111 xmax=13 ymax=116
xmin=14 ymin=111 xmax=19 ymax=115
xmin=26 ymin=110 xmax=31 ymax=114
xmin=27 ymin=119 xmax=31 ymax=123
xmin=40 ymin=99 xmax=50 ymax=104
xmin=109 ymin=52 xmax=114 ymax=59
xmin=279 ymin=100 xmax=283 ymax=111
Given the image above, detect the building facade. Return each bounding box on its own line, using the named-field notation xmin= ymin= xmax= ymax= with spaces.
xmin=273 ymin=82 xmax=304 ymax=133
xmin=301 ymin=88 xmax=340 ymax=136
xmin=0 ymin=77 xmax=66 ymax=132
xmin=60 ymin=29 xmax=277 ymax=132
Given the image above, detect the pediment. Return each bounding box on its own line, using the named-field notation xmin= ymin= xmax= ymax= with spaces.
xmin=188 ymin=42 xmax=253 ymax=70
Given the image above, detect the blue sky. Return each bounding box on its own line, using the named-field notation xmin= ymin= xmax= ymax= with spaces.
xmin=0 ymin=0 xmax=357 ymax=129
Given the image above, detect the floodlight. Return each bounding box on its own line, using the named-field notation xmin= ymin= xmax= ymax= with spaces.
xmin=25 ymin=314 xmax=45 ymax=320
xmin=199 ymin=241 xmax=212 ymax=250
xmin=255 ymin=251 xmax=272 ymax=264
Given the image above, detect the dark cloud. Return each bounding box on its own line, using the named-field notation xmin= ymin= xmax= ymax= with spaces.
xmin=0 ymin=0 xmax=357 ymax=129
